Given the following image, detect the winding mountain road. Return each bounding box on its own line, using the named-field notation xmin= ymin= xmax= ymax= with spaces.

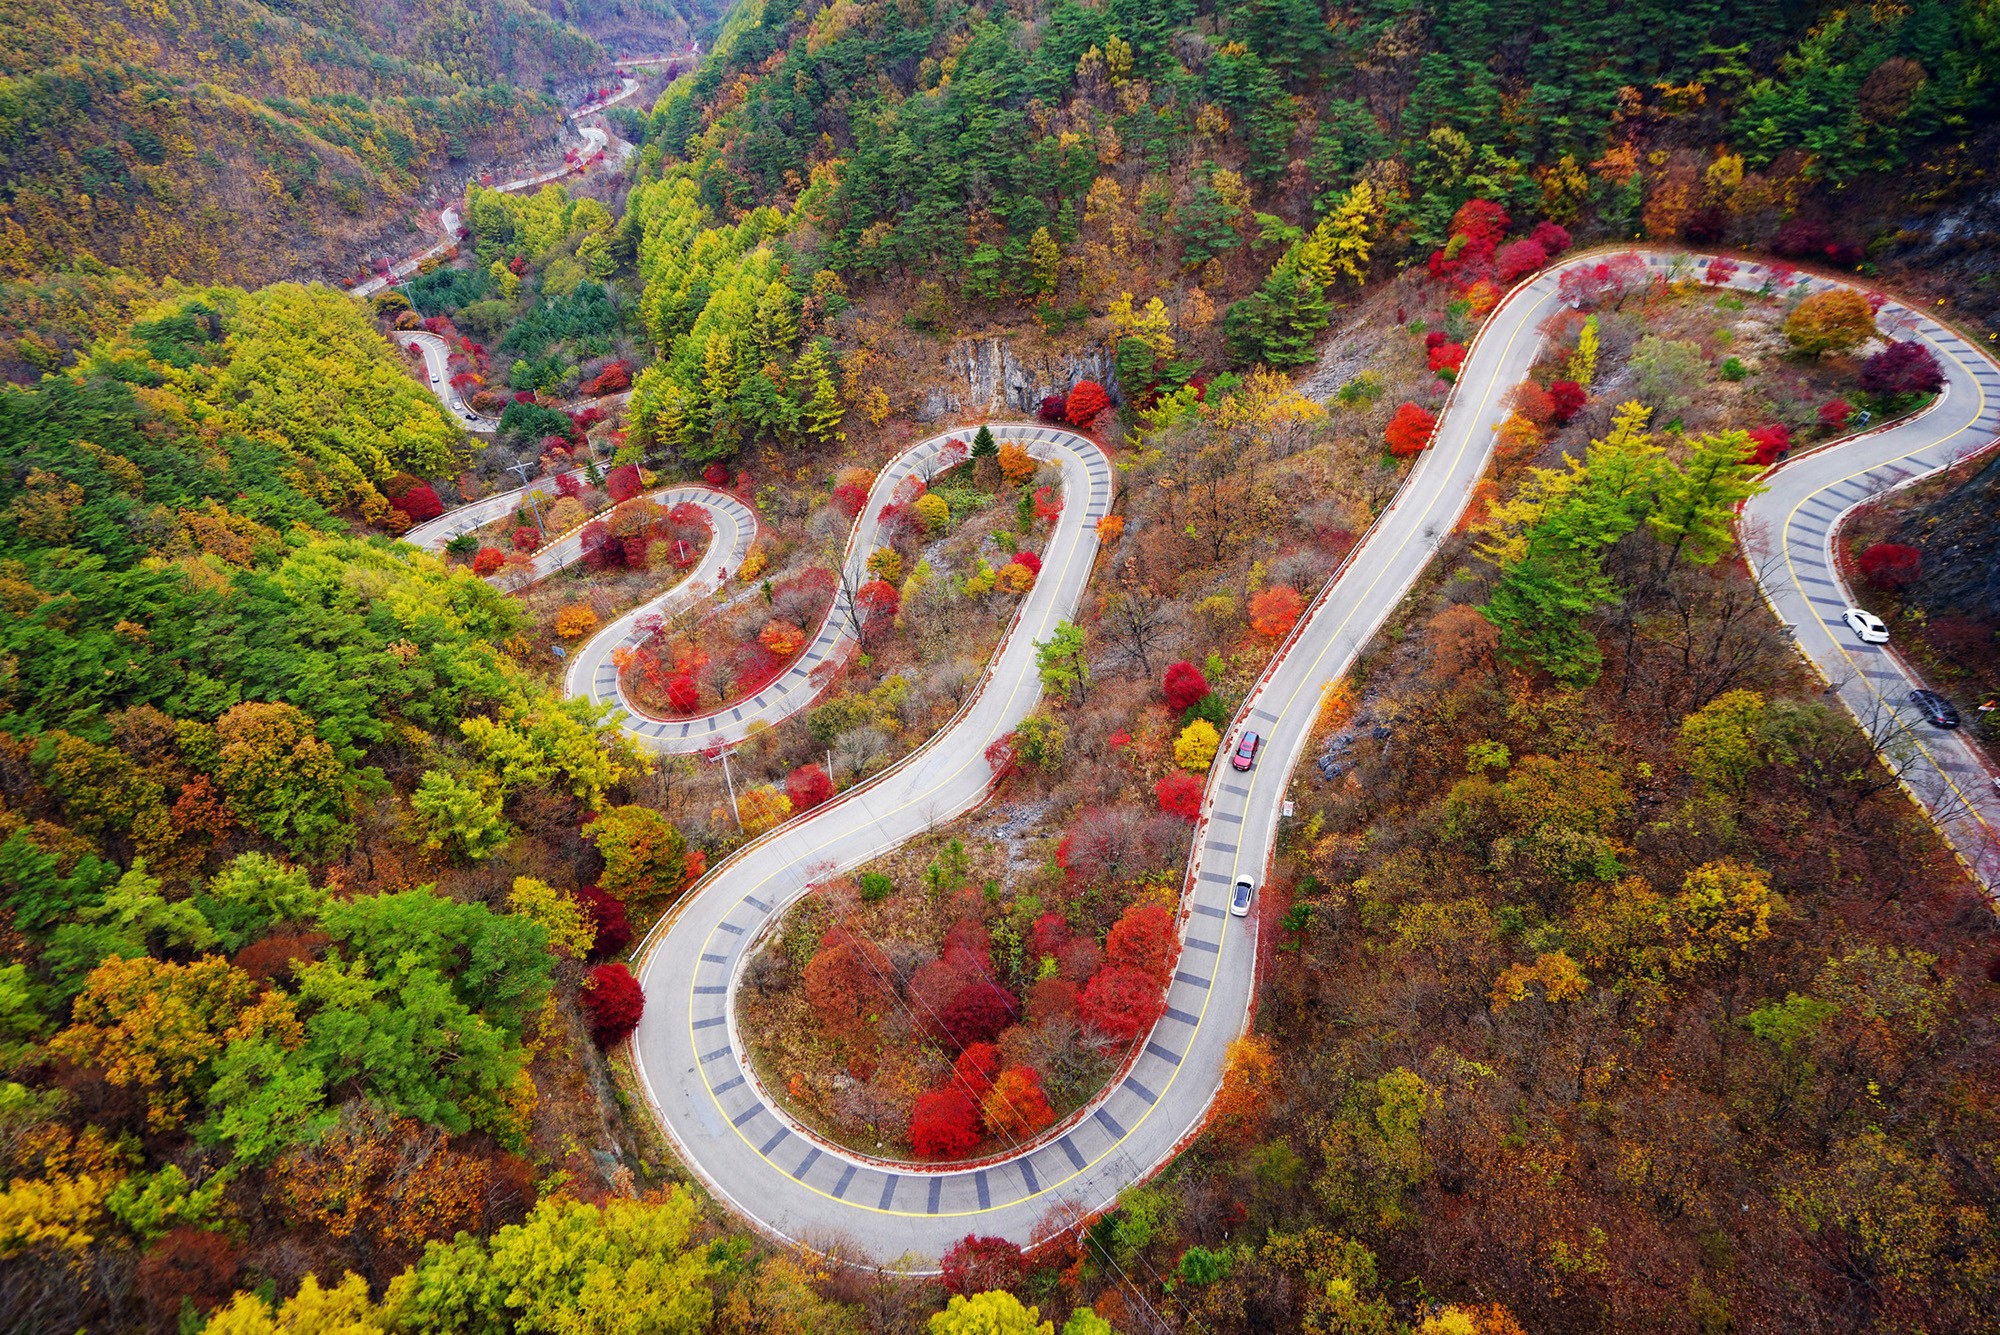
xmin=1732 ymin=266 xmax=2000 ymax=888
xmin=607 ymin=253 xmax=1998 ymax=1263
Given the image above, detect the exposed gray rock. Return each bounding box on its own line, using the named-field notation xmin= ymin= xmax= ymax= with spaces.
xmin=919 ymin=338 xmax=1120 ymax=420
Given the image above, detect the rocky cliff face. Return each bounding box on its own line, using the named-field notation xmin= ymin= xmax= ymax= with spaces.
xmin=1895 ymin=448 xmax=2000 ymax=624
xmin=919 ymin=337 xmax=1120 ymax=420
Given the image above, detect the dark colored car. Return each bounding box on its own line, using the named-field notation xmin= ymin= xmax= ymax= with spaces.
xmin=1230 ymin=730 xmax=1262 ymax=772
xmin=1910 ymin=689 xmax=1961 ymax=729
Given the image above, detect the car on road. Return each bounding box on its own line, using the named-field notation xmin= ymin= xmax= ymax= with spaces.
xmin=1230 ymin=730 xmax=1262 ymax=772
xmin=1842 ymin=607 xmax=1891 ymax=644
xmin=429 ymin=374 xmax=439 ymax=384
xmin=1909 ymin=689 xmax=1961 ymax=729
xmin=1231 ymin=876 xmax=1255 ymax=918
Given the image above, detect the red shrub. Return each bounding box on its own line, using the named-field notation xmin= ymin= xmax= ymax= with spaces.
xmin=1065 ymin=380 xmax=1111 ymax=428
xmin=1858 ymin=542 xmax=1922 ymax=591
xmin=831 ymin=483 xmax=868 ymax=517
xmin=1819 ymin=398 xmax=1853 ymax=430
xmin=556 ymin=473 xmax=582 ymax=499
xmin=786 ymin=763 xmax=833 ymax=811
xmin=666 ymin=674 xmax=699 ymax=713
xmin=1011 ymin=550 xmax=1043 ymax=576
xmin=1704 ymin=256 xmax=1739 ymax=287
xmin=1508 ymin=380 xmax=1555 ymax=427
xmin=1155 ymin=770 xmax=1204 ymax=821
xmin=1427 ymin=341 xmax=1467 ymax=375
xmin=1747 ymin=424 xmax=1791 ymax=466
xmin=944 ymin=919 xmax=994 ymax=973
xmin=1424 ymin=330 xmax=1448 ymax=352
xmin=954 ymin=1042 xmax=1003 ymax=1097
xmin=1530 ymin=220 xmax=1572 ymax=254
xmin=1450 ymin=199 xmax=1511 ymax=247
xmin=1026 ymin=975 xmax=1078 ymax=1025
xmin=1037 ymin=394 xmax=1068 ymax=423
xmin=856 ymin=579 xmax=900 ymax=640
xmin=581 ymin=963 xmax=645 ymax=1046
xmin=574 ymin=885 xmax=631 ymax=960
xmin=703 ymin=463 xmax=730 ymax=486
xmin=940 ymin=981 xmax=1019 ymax=1051
xmin=1030 ymin=912 xmax=1070 ymax=957
xmin=804 ymin=930 xmax=897 ymax=1043
xmin=1494 ymin=238 xmax=1549 ymax=285
xmin=1106 ymin=901 xmax=1181 ymax=984
xmin=1077 ymin=964 xmax=1167 ymax=1041
xmin=1859 ymin=340 xmax=1944 ymax=398
xmin=580 ymin=520 xmax=619 ymax=569
xmin=1056 ymin=937 xmax=1101 ymax=983
xmin=940 ymin=1235 xmax=1027 ymax=1296
xmin=910 ymin=1087 xmax=983 ymax=1159
xmin=1385 ymin=403 xmax=1437 ymax=457
xmin=472 ymin=547 xmax=506 ymax=575
xmin=1163 ymin=661 xmax=1210 ymax=712
xmin=605 ymin=464 xmax=643 ymax=503
xmin=1032 ymin=486 xmax=1062 ymax=524
xmin=908 ymin=957 xmax=976 ymax=1035
xmin=1548 ymin=379 xmax=1587 ymax=425
xmin=1249 ymin=585 xmax=1306 ymax=638
xmin=982 ymin=1066 xmax=1055 ymax=1139
xmin=392 ymin=483 xmax=444 ymax=522
xmin=512 ymin=527 xmax=542 ymax=551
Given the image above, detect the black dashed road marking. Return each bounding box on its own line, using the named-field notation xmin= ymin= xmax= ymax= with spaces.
xmin=1145 ymin=1041 xmax=1183 ymax=1066
xmin=1194 ymin=904 xmax=1226 ymax=918
xmin=713 ymin=1075 xmax=744 ymax=1094
xmin=700 ymin=1046 xmax=732 ymax=1064
xmin=731 ymin=1104 xmax=760 ymax=1127
xmin=1164 ymin=1006 xmax=1199 ymax=1025
xmin=1186 ymin=938 xmax=1221 ymax=953
xmin=792 ymin=1148 xmax=821 ymax=1181
xmin=693 ymin=1016 xmax=725 ymax=1030
xmin=695 ymin=985 xmax=726 ymax=994
xmin=759 ymin=1127 xmax=789 ymax=1156
xmin=701 ymin=952 xmax=728 ymax=964
xmin=1020 ymin=1157 xmax=1039 ymax=1193
xmin=879 ymin=1175 xmax=899 ymax=1210
xmin=1207 ymin=842 xmax=1238 ymax=855
xmin=1222 ymin=784 xmax=1249 ymax=796
xmin=927 ymin=1178 xmax=943 ymax=1215
xmin=718 ymin=921 xmax=745 ymax=934
xmin=746 ymin=896 xmax=771 ymax=912
xmin=1127 ymin=1078 xmax=1159 ymax=1105
xmin=1096 ymin=1107 xmax=1126 ymax=1138
xmin=1214 ymin=811 xmax=1243 ymax=824
xmin=1174 ymin=971 xmax=1212 ymax=989
xmin=1059 ymin=1137 xmax=1086 ymax=1170
xmin=975 ymin=1172 xmax=990 ymax=1210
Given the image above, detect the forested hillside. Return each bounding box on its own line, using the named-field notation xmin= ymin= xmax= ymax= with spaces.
xmin=632 ymin=0 xmax=1999 ymax=392
xmin=0 ymin=0 xmax=719 ymax=304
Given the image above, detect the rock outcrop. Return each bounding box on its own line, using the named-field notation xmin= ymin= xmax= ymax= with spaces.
xmin=919 ymin=337 xmax=1120 ymax=420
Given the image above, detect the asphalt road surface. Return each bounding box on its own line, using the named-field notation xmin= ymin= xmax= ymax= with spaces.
xmin=618 ymin=254 xmax=1999 ymax=1264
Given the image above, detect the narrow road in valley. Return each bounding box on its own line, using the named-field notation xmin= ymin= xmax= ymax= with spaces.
xmin=349 ymin=47 xmax=684 ymax=299
xmin=613 ymin=254 xmax=1999 ymax=1263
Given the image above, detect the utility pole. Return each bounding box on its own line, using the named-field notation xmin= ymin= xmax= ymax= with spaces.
xmin=505 ymin=460 xmax=548 ymax=534
xmin=719 ymin=747 xmax=742 ymax=832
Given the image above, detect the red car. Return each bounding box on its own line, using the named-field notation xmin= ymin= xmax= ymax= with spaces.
xmin=1230 ymin=730 xmax=1262 ymax=772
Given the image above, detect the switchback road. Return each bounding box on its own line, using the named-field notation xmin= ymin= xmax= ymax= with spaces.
xmin=617 ymin=253 xmax=1999 ymax=1263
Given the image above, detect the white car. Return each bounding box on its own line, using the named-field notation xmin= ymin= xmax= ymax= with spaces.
xmin=1842 ymin=607 xmax=1890 ymax=644
xmin=430 ymin=374 xmax=439 ymax=384
xmin=1230 ymin=876 xmax=1255 ymax=918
